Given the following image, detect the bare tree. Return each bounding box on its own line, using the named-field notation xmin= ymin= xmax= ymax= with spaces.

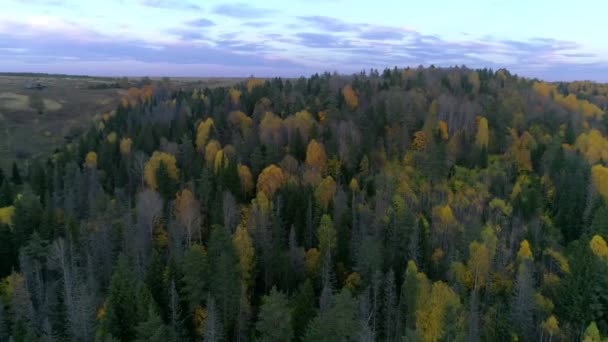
xmin=223 ymin=191 xmax=239 ymax=234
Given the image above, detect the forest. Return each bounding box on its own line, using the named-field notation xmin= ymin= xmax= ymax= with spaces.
xmin=1 ymin=66 xmax=608 ymax=341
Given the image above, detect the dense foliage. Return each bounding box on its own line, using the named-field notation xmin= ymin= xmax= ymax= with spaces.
xmin=1 ymin=66 xmax=608 ymax=341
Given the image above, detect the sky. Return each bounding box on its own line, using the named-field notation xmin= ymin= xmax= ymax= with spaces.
xmin=0 ymin=0 xmax=607 ymax=81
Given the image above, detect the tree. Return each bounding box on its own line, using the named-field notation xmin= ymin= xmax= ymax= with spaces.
xmin=99 ymin=255 xmax=140 ymax=341
xmin=156 ymin=159 xmax=178 ymax=200
xmin=510 ymin=256 xmax=535 ymax=340
xmin=120 ymin=137 xmax=133 ymax=156
xmin=229 ymin=88 xmax=241 ymax=107
xmin=318 ymin=214 xmax=337 ymax=260
xmin=292 ymin=279 xmax=316 ymax=338
xmin=196 ymin=118 xmax=214 ymax=152
xmin=303 ymin=289 xmax=359 ymax=342
xmin=208 ymin=225 xmax=240 ymax=337
xmin=174 ymin=189 xmax=202 ymax=246
xmin=144 ymin=151 xmax=179 ymax=191
xmin=256 ymin=287 xmax=293 ymax=342
xmin=583 ymin=321 xmax=602 ymax=342
xmin=233 ymin=224 xmax=255 ymax=287
xmin=590 ymin=235 xmax=608 ymax=258
xmin=438 ymin=120 xmax=449 ymax=141
xmin=0 ymin=180 xmax=13 ymax=207
xmin=181 ymin=244 xmax=208 ymax=311
xmin=314 ymin=176 xmax=336 ymax=211
xmin=256 ymin=165 xmax=285 ymax=197
xmin=84 ymin=151 xmax=98 ymax=169
xmin=205 ymin=140 xmax=221 ymax=168
xmin=11 ymin=189 xmax=43 ymax=245
xmin=592 ymin=165 xmax=608 ymax=202
xmin=541 ymin=315 xmax=559 ymax=342
xmin=11 ymin=162 xmax=21 ymax=185
xmin=203 ymin=295 xmax=224 ymax=342
xmin=475 ymin=116 xmax=489 ymax=148
xmin=342 ymin=84 xmax=359 ymax=110
xmin=237 ymin=164 xmax=254 ymax=196
xmin=135 ymin=304 xmax=171 ymax=342
xmin=306 ymin=140 xmax=328 ymax=175
xmin=416 ymin=281 xmax=462 ymax=342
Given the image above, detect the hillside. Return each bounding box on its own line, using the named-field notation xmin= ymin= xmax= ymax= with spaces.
xmin=1 ymin=67 xmax=608 ymax=341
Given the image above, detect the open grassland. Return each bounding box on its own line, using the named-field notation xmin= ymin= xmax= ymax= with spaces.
xmin=0 ymin=74 xmax=242 ymax=169
xmin=0 ymin=75 xmax=122 ymax=169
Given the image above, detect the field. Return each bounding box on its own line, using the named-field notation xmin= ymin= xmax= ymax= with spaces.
xmin=0 ymin=75 xmax=123 ymax=169
xmin=0 ymin=75 xmax=242 ymax=169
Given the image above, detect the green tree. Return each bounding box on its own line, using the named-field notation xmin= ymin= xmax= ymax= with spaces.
xmin=156 ymin=160 xmax=177 ymax=201
xmin=318 ymin=214 xmax=336 ymax=259
xmin=99 ymin=255 xmax=140 ymax=341
xmin=303 ymin=289 xmax=359 ymax=342
xmin=11 ymin=188 xmax=43 ymax=245
xmin=11 ymin=162 xmax=21 ymax=185
xmin=0 ymin=223 xmax=15 ymax=277
xmin=291 ymin=279 xmax=316 ymax=339
xmin=208 ymin=225 xmax=240 ymax=338
xmin=181 ymin=244 xmax=208 ymax=311
xmin=256 ymin=287 xmax=293 ymax=342
xmin=135 ymin=304 xmax=171 ymax=342
xmin=0 ymin=180 xmax=13 ymax=207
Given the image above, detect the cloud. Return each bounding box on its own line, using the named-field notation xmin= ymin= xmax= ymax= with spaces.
xmin=0 ymin=12 xmax=605 ymax=81
xmin=0 ymin=20 xmax=301 ymax=71
xmin=167 ymin=28 xmax=206 ymax=40
xmin=7 ymin=0 xmax=67 ymax=4
xmin=359 ymin=28 xmax=406 ymax=41
xmin=186 ymin=18 xmax=215 ymax=27
xmin=296 ymin=32 xmax=346 ymax=48
xmin=298 ymin=16 xmax=358 ymax=32
xmin=213 ymin=3 xmax=274 ymax=18
xmin=139 ymin=0 xmax=200 ymax=10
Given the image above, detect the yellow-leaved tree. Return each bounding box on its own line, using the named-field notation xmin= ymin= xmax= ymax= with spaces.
xmin=432 ymin=204 xmax=458 ymax=252
xmin=174 ymin=188 xmax=201 ymax=246
xmin=305 ymin=139 xmax=328 ymax=174
xmin=259 ymin=111 xmax=283 ymax=146
xmin=314 ymin=176 xmax=336 ymax=211
xmin=305 ymin=248 xmax=321 ymax=278
xmin=517 ymin=239 xmax=533 ymax=260
xmin=246 ymin=78 xmax=264 ymax=92
xmin=412 ymin=131 xmax=428 ymax=151
xmin=228 ymin=111 xmax=253 ymax=134
xmin=577 ymin=130 xmax=608 ymax=164
xmin=84 ymin=151 xmax=98 ymax=169
xmin=475 ymin=116 xmax=489 ymax=148
xmin=342 ymin=84 xmax=358 ymax=110
xmin=144 ymin=151 xmax=179 ymax=190
xmin=213 ymin=150 xmax=228 ymax=175
xmin=256 ymin=164 xmax=285 ymax=197
xmin=283 ymin=110 xmax=314 ymax=143
xmin=204 ymin=140 xmax=221 ymax=168
xmin=592 ymin=165 xmax=608 ymax=201
xmin=438 ymin=120 xmax=449 ymax=141
xmin=237 ymin=164 xmax=254 ymax=196
xmin=233 ymin=224 xmax=255 ymax=286
xmin=195 ymin=118 xmax=214 ymax=152
xmin=590 ymin=235 xmax=608 ymax=258
xmin=120 ymin=137 xmax=132 ymax=156
xmin=416 ymin=280 xmax=462 ymax=342
xmin=229 ymin=88 xmax=241 ymax=106
xmin=0 ymin=206 xmax=15 ymax=225
xmin=106 ymin=132 xmax=117 ymax=144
